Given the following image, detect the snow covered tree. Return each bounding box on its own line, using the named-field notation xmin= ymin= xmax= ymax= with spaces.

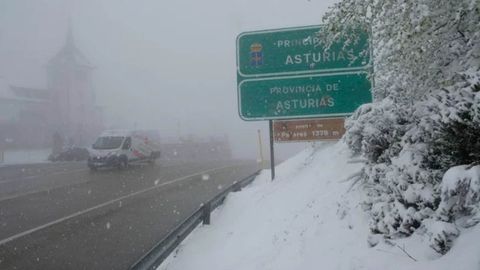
xmin=322 ymin=0 xmax=480 ymax=253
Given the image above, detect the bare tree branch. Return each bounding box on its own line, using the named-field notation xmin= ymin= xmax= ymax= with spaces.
xmin=396 ymin=244 xmax=417 ymax=262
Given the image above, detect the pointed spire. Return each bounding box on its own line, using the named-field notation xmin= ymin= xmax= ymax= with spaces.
xmin=65 ymin=18 xmax=75 ymax=51
xmin=48 ymin=18 xmax=93 ymax=68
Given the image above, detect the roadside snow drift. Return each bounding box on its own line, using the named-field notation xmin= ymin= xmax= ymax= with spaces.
xmin=159 ymin=142 xmax=480 ymax=270
xmin=0 ymin=149 xmax=50 ymax=166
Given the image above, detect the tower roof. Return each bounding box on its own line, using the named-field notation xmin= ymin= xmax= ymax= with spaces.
xmin=48 ymin=24 xmax=93 ymax=68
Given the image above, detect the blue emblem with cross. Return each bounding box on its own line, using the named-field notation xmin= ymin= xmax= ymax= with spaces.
xmin=250 ymin=43 xmax=263 ymax=67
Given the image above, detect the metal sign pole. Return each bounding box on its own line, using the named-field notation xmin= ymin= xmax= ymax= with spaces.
xmin=269 ymin=120 xmax=275 ymax=180
xmin=257 ymin=129 xmax=265 ymax=168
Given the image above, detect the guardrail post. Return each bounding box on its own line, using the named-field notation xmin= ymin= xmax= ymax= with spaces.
xmin=202 ymin=202 xmax=211 ymax=225
xmin=233 ymin=181 xmax=241 ymax=192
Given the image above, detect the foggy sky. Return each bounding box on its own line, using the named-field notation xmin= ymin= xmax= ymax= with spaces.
xmin=0 ymin=0 xmax=338 ymax=159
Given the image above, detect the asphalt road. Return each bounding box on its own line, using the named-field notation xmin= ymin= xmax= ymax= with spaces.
xmin=0 ymin=159 xmax=258 ymax=269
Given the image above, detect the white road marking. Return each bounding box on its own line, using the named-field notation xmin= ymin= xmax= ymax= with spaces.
xmin=0 ymin=168 xmax=87 ymax=184
xmin=0 ymin=163 xmax=204 ymax=201
xmin=0 ymin=165 xmax=234 ymax=246
xmin=0 ymin=169 xmax=89 ymax=202
xmin=0 ymin=188 xmax=57 ymax=203
xmin=50 ymin=168 xmax=87 ymax=176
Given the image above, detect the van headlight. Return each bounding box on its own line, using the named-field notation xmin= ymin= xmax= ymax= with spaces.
xmin=107 ymin=151 xmax=120 ymax=158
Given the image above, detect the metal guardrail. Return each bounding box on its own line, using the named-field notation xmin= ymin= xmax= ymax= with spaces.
xmin=129 ymin=170 xmax=261 ymax=270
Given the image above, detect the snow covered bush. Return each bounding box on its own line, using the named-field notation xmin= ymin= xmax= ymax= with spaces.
xmin=322 ymin=0 xmax=480 ymax=254
xmin=428 ymin=80 xmax=480 ymax=170
xmin=416 ymin=164 xmax=480 ymax=254
xmin=360 ymin=79 xmax=480 ymax=252
xmin=421 ymin=219 xmax=460 ymax=254
xmin=437 ymin=165 xmax=480 ymax=226
xmin=344 ymin=96 xmax=410 ymax=163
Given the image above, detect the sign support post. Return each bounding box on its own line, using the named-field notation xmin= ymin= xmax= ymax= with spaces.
xmin=257 ymin=129 xmax=265 ymax=168
xmin=269 ymin=120 xmax=275 ymax=180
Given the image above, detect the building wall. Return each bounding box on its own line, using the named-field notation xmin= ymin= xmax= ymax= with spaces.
xmin=46 ymin=51 xmax=103 ymax=146
xmin=0 ymin=98 xmax=51 ymax=149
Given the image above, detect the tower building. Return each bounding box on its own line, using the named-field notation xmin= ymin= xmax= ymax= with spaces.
xmin=47 ymin=26 xmax=102 ymax=145
xmin=0 ymin=25 xmax=103 ymax=149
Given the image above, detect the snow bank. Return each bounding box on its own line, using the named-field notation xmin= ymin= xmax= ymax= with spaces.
xmin=0 ymin=149 xmax=51 ymax=166
xmin=158 ymin=142 xmax=480 ymax=270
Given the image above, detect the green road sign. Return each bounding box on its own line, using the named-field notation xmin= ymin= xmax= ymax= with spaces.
xmin=238 ymin=72 xmax=372 ymax=120
xmin=236 ymin=25 xmax=370 ymax=78
xmin=236 ymin=25 xmax=372 ymax=121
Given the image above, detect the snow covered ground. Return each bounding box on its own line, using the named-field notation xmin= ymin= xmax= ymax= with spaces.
xmin=0 ymin=149 xmax=51 ymax=166
xmin=159 ymin=142 xmax=480 ymax=270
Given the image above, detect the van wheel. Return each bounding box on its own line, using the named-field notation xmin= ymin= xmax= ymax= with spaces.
xmin=118 ymin=158 xmax=128 ymax=170
xmin=148 ymin=154 xmax=156 ymax=166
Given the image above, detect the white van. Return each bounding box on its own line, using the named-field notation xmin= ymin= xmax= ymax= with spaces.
xmin=87 ymin=130 xmax=161 ymax=170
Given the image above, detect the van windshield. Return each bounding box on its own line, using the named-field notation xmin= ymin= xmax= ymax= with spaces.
xmin=92 ymin=136 xmax=124 ymax=150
